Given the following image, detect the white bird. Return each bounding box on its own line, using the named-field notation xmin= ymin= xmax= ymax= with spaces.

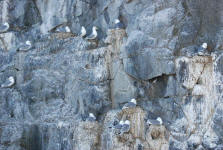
xmin=65 ymin=26 xmax=71 ymax=33
xmin=120 ymin=120 xmax=130 ymax=134
xmin=114 ymin=120 xmax=124 ymax=129
xmin=0 ymin=22 xmax=9 ymax=33
xmin=87 ymin=113 xmax=96 ymax=122
xmin=114 ymin=19 xmax=125 ymax=29
xmin=146 ymin=117 xmax=163 ymax=125
xmin=18 ymin=41 xmax=32 ymax=51
xmin=80 ymin=26 xmax=86 ymax=38
xmin=122 ymin=98 xmax=137 ymax=110
xmin=197 ymin=43 xmax=207 ymax=55
xmin=85 ymin=26 xmax=98 ymax=40
xmin=1 ymin=76 xmax=15 ymax=88
xmin=57 ymin=121 xmax=64 ymax=129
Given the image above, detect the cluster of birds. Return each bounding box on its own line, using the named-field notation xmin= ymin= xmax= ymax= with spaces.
xmin=0 ymin=19 xmax=125 ymax=53
xmin=85 ymin=98 xmax=163 ymax=137
xmin=111 ymin=98 xmax=163 ymax=135
xmin=0 ymin=21 xmax=207 ymax=138
xmin=0 ymin=19 xmax=125 ymax=89
xmin=0 ymin=75 xmax=163 ymax=130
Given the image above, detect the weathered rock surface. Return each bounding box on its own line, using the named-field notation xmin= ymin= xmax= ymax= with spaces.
xmin=1 ymin=0 xmax=223 ymax=150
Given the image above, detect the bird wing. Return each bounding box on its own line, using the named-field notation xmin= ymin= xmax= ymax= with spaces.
xmin=146 ymin=119 xmax=161 ymax=125
xmin=19 ymin=44 xmax=31 ymax=51
xmin=1 ymin=79 xmax=12 ymax=88
xmin=86 ymin=33 xmax=96 ymax=40
xmin=121 ymin=124 xmax=130 ymax=133
xmin=114 ymin=124 xmax=122 ymax=129
xmin=87 ymin=117 xmax=95 ymax=122
xmin=115 ymin=22 xmax=124 ymax=29
xmin=0 ymin=25 xmax=8 ymax=32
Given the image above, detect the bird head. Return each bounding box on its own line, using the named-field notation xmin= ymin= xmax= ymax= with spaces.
xmin=26 ymin=41 xmax=31 ymax=45
xmin=65 ymin=26 xmax=71 ymax=32
xmin=156 ymin=117 xmax=163 ymax=124
xmin=115 ymin=19 xmax=120 ymax=24
xmin=119 ymin=120 xmax=125 ymax=125
xmin=4 ymin=22 xmax=9 ymax=27
xmin=131 ymin=98 xmax=137 ymax=104
xmin=8 ymin=76 xmax=14 ymax=82
xmin=125 ymin=120 xmax=130 ymax=125
xmin=202 ymin=43 xmax=207 ymax=49
xmin=89 ymin=113 xmax=95 ymax=118
xmin=93 ymin=26 xmax=98 ymax=31
xmin=81 ymin=26 xmax=85 ymax=31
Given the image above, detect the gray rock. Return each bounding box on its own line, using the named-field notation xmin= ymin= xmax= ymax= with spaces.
xmin=0 ymin=0 xmax=223 ymax=149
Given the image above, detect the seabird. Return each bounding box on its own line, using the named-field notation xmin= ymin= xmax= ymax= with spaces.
xmin=146 ymin=117 xmax=163 ymax=125
xmin=85 ymin=26 xmax=98 ymax=40
xmin=197 ymin=43 xmax=207 ymax=55
xmin=54 ymin=25 xmax=71 ymax=33
xmin=0 ymin=22 xmax=9 ymax=33
xmin=1 ymin=76 xmax=15 ymax=88
xmin=114 ymin=19 xmax=125 ymax=29
xmin=57 ymin=121 xmax=64 ymax=129
xmin=87 ymin=113 xmax=96 ymax=122
xmin=18 ymin=41 xmax=32 ymax=51
xmin=114 ymin=120 xmax=124 ymax=129
xmin=122 ymin=98 xmax=137 ymax=109
xmin=120 ymin=120 xmax=130 ymax=134
xmin=80 ymin=26 xmax=87 ymax=38
xmin=65 ymin=26 xmax=71 ymax=33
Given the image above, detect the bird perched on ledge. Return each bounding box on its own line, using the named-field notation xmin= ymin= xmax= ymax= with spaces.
xmin=65 ymin=26 xmax=71 ymax=33
xmin=80 ymin=26 xmax=87 ymax=38
xmin=197 ymin=43 xmax=207 ymax=56
xmin=55 ymin=25 xmax=71 ymax=33
xmin=114 ymin=120 xmax=125 ymax=129
xmin=86 ymin=26 xmax=98 ymax=40
xmin=17 ymin=41 xmax=32 ymax=52
xmin=122 ymin=98 xmax=137 ymax=109
xmin=120 ymin=120 xmax=131 ymax=134
xmin=114 ymin=19 xmax=125 ymax=29
xmin=86 ymin=113 xmax=96 ymax=122
xmin=0 ymin=22 xmax=9 ymax=33
xmin=146 ymin=117 xmax=163 ymax=125
xmin=1 ymin=76 xmax=15 ymax=88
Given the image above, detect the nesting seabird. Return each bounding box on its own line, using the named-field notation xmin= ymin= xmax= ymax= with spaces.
xmin=80 ymin=26 xmax=87 ymax=38
xmin=197 ymin=43 xmax=207 ymax=55
xmin=65 ymin=26 xmax=71 ymax=33
xmin=87 ymin=113 xmax=96 ymax=122
xmin=114 ymin=120 xmax=124 ymax=129
xmin=0 ymin=22 xmax=9 ymax=33
xmin=146 ymin=117 xmax=163 ymax=125
xmin=18 ymin=41 xmax=32 ymax=51
xmin=85 ymin=26 xmax=98 ymax=40
xmin=114 ymin=19 xmax=125 ymax=29
xmin=54 ymin=25 xmax=71 ymax=33
xmin=57 ymin=121 xmax=64 ymax=129
xmin=1 ymin=76 xmax=15 ymax=88
xmin=120 ymin=120 xmax=130 ymax=134
xmin=122 ymin=98 xmax=137 ymax=109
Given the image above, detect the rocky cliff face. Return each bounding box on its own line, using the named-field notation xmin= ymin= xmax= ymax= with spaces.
xmin=0 ymin=0 xmax=223 ymax=150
